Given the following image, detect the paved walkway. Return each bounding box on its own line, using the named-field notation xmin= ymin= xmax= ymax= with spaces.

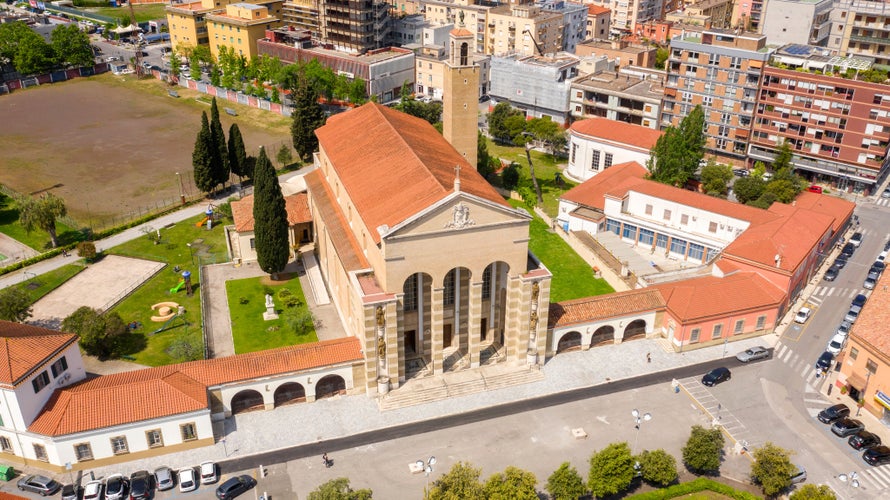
xmin=302 ymin=250 xmax=330 ymax=306
xmin=201 ymin=261 xmax=269 ymax=358
xmin=0 ymin=232 xmax=38 ymax=266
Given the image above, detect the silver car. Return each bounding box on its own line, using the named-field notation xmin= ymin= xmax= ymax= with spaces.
xmin=736 ymin=346 xmax=770 ymax=363
xmin=154 ymin=466 xmax=175 ymax=491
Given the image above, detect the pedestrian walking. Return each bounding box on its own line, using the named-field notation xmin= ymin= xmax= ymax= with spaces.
xmin=646 ymin=352 xmax=651 ymax=363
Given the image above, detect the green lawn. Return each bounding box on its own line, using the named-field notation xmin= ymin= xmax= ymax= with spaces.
xmin=486 ymin=138 xmax=576 ymax=217
xmin=0 ymin=193 xmax=83 ymax=251
xmin=15 ymin=264 xmax=86 ymax=303
xmin=511 ymin=201 xmax=613 ymax=302
xmin=108 ymin=213 xmax=229 ymax=266
xmin=89 ymin=4 xmax=168 ymax=23
xmin=226 ymin=276 xmax=318 ymax=354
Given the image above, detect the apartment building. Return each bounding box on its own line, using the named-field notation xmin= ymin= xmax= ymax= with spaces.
xmin=748 ymin=45 xmax=890 ymax=195
xmin=537 ymin=0 xmax=588 ymax=53
xmin=415 ymin=45 xmax=490 ymax=99
xmin=576 ymin=38 xmax=657 ymax=68
xmin=168 ymin=0 xmax=283 ymax=53
xmin=585 ymin=0 xmax=663 ymax=34
xmin=167 ymin=0 xmax=220 ymax=50
xmin=282 ymin=0 xmax=321 ymax=41
xmin=489 ymin=52 xmax=580 ymax=123
xmin=420 ymin=0 xmax=491 ymax=54
xmin=487 ymin=4 xmax=564 ymax=56
xmin=760 ymin=0 xmax=833 ymax=47
xmin=322 ymin=0 xmax=391 ymax=53
xmin=206 ymin=3 xmax=283 ymax=60
xmin=665 ymin=0 xmax=733 ymax=29
xmin=586 ymin=5 xmax=611 ymax=39
xmin=827 ymin=0 xmax=890 ymax=68
xmin=662 ymin=29 xmax=772 ymax=164
xmin=569 ymin=70 xmax=664 ymax=128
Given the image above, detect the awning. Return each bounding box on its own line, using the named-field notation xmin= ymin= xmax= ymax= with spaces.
xmin=875 ymin=391 xmax=890 ymax=411
xmin=846 ymin=372 xmax=867 ymax=389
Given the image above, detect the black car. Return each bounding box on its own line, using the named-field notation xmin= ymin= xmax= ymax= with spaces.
xmin=849 ymin=430 xmax=882 ymax=450
xmin=61 ymin=484 xmax=78 ymax=500
xmin=818 ymin=403 xmax=851 ymax=424
xmin=852 ymin=293 xmax=868 ymax=308
xmin=834 ymin=254 xmax=849 ymax=268
xmin=17 ymin=475 xmax=62 ymax=496
xmin=870 ymin=261 xmax=885 ymax=275
xmin=885 ymin=239 xmax=890 ymax=251
xmin=841 ymin=242 xmax=856 ymax=257
xmin=831 ymin=418 xmax=865 ymax=437
xmin=863 ymin=445 xmax=890 ymax=466
xmin=823 ymin=266 xmax=840 ymax=281
xmin=478 ymin=94 xmax=491 ymax=103
xmin=129 ymin=470 xmax=153 ymax=500
xmin=701 ymin=367 xmax=731 ymax=387
xmin=815 ymin=351 xmax=834 ymax=371
xmin=215 ymin=475 xmax=256 ymax=499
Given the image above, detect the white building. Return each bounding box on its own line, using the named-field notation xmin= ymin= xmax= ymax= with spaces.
xmin=564 ymin=117 xmax=662 ymax=183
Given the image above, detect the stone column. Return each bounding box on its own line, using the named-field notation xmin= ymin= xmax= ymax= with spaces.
xmin=468 ymin=280 xmax=483 ymax=368
xmin=526 ymin=280 xmax=541 ymax=366
xmin=503 ymin=276 xmax=525 ymax=363
xmin=431 ymin=287 xmax=444 ymax=374
xmin=375 ymin=305 xmax=390 ymax=395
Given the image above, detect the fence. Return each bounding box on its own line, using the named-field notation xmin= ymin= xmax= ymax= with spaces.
xmin=99 ymin=263 xmax=167 ymax=313
xmin=0 ymin=63 xmax=109 ymax=93
xmin=44 ymin=4 xmax=117 ymax=24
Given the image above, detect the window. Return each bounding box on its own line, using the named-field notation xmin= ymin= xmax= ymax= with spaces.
xmin=734 ymin=319 xmax=745 ymax=334
xmin=181 ymin=423 xmax=197 ymax=441
xmin=645 ymin=204 xmax=653 ymax=216
xmin=755 ymin=315 xmax=766 ymax=330
xmin=0 ymin=437 xmax=12 ymax=453
xmin=145 ymin=429 xmax=164 ymax=448
xmin=249 ymin=238 xmax=255 ymax=249
xmin=591 ymin=150 xmax=600 ymax=170
xmin=443 ymin=270 xmax=455 ymax=306
xmin=670 ymin=238 xmax=687 ymax=255
xmin=850 ymin=347 xmax=858 ymax=360
xmin=713 ymin=324 xmax=723 ymax=339
xmin=50 ymin=357 xmax=68 ymax=378
xmin=690 ymin=328 xmax=700 ymax=342
xmin=688 ymin=243 xmax=704 ymax=260
xmin=681 ymin=214 xmax=689 ymax=225
xmin=709 ymin=221 xmax=718 ymax=233
xmin=74 ymin=443 xmax=93 ymax=461
xmin=730 ymin=57 xmax=741 ymax=69
xmin=622 ymin=224 xmax=637 ymax=239
xmin=866 ymin=359 xmax=878 ymax=375
xmin=663 ymin=209 xmax=671 ymax=221
xmin=403 ymin=274 xmax=418 ymax=312
xmin=571 ymin=143 xmax=578 ymax=163
xmin=111 ymin=436 xmax=129 ymax=455
xmin=604 ymin=153 xmax=613 ymax=168
xmin=33 ymin=444 xmax=48 ymax=461
xmin=638 ymin=228 xmax=654 ymax=245
xmin=482 ymin=267 xmax=492 ymax=300
xmin=32 ymin=371 xmax=49 ymax=394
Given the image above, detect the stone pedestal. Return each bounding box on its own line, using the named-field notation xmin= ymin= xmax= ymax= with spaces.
xmin=377 ymin=376 xmax=390 ymax=395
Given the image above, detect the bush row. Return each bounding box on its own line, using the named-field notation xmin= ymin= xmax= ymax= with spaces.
xmin=628 ymin=478 xmax=762 ymax=500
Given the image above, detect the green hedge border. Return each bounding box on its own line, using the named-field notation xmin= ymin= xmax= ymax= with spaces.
xmin=628 ymin=478 xmax=762 ymax=500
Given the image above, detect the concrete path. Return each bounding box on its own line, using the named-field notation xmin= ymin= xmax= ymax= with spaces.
xmin=0 ymin=232 xmax=38 ymax=266
xmin=201 ymin=260 xmax=268 ymax=358
xmin=301 ymin=250 xmax=330 ymax=306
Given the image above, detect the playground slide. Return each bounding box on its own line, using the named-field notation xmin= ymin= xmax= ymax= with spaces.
xmin=196 ymin=217 xmax=209 ymax=227
xmin=170 ymin=280 xmax=185 ymax=293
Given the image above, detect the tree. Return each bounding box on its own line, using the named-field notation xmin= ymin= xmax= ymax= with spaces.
xmin=0 ymin=22 xmax=32 ymax=63
xmin=790 ymin=484 xmax=836 ymax=500
xmin=18 ymin=193 xmax=67 ymax=248
xmin=252 ymin=148 xmax=289 ymax=276
xmin=749 ymin=191 xmax=778 ymax=209
xmin=192 ymin=112 xmax=215 ymax=194
xmin=14 ymin=31 xmax=54 ymax=76
xmin=771 ymin=141 xmax=793 ymax=172
xmin=307 ymin=478 xmax=372 ymax=500
xmin=51 ymin=24 xmax=93 ymax=67
xmin=700 ymin=161 xmax=733 ymax=197
xmin=501 ymin=162 xmax=520 ymax=189
xmin=637 ymin=449 xmax=678 ymax=487
xmin=483 ymin=466 xmax=537 ymax=500
xmin=477 ymin=131 xmax=494 ymax=179
xmin=751 ymin=442 xmax=796 ymax=497
xmin=545 ymin=462 xmax=586 ymax=500
xmin=588 ymin=442 xmax=635 ymax=498
xmin=277 ymin=144 xmax=294 ymax=168
xmin=428 ymin=462 xmax=485 ymax=500
xmin=209 ymin=98 xmax=230 ymax=191
xmin=648 ymin=105 xmax=706 ymax=187
xmin=227 ymin=123 xmax=247 ymax=183
xmin=168 ymin=335 xmax=203 ymax=362
xmin=347 ymin=77 xmax=367 ymax=104
xmin=290 ymin=71 xmax=327 ymax=162
xmin=284 ymin=309 xmax=318 ymax=337
xmin=170 ymin=50 xmax=182 ymax=79
xmin=654 ymin=47 xmax=669 ymax=70
xmin=488 ymin=102 xmax=523 ymax=143
xmin=764 ymin=179 xmax=800 ymax=204
xmin=61 ymin=306 xmax=127 ymax=359
xmin=0 ymin=288 xmax=32 ymax=323
xmin=732 ymin=176 xmax=766 ymax=204
xmin=682 ymin=425 xmax=725 ymax=473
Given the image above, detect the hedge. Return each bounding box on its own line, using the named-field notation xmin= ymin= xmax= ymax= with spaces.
xmin=627 ymin=478 xmax=763 ymax=500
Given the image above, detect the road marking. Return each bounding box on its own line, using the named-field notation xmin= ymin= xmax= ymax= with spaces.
xmin=862 ymin=467 xmax=890 ymax=489
xmin=775 ymin=344 xmax=788 ymax=358
xmin=801 ymin=365 xmax=811 ymax=380
xmin=781 ymin=348 xmax=794 ymax=363
xmin=827 ymin=288 xmax=836 ymax=297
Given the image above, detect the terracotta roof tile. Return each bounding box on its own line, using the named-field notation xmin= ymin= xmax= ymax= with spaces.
xmin=548 ymin=288 xmax=665 ymax=328
xmin=29 ymin=337 xmax=363 ymax=436
xmin=315 ymin=103 xmax=509 ymax=244
xmin=305 ymin=169 xmax=370 ymax=271
xmin=231 ymin=192 xmax=311 ymax=232
xmin=849 ymin=271 xmax=890 ymax=359
xmin=450 ymin=28 xmax=474 ymax=37
xmin=560 ymin=161 xmax=648 ymax=209
xmin=651 ymin=272 xmax=786 ymax=323
xmin=0 ymin=322 xmax=78 ymax=387
xmin=790 ymin=191 xmax=855 ymax=235
xmin=587 ymin=5 xmax=610 ymax=15
xmin=570 ymin=118 xmax=663 ymax=151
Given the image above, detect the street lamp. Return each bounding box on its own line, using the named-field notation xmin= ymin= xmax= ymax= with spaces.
xmin=838 ymin=471 xmax=860 ymax=491
xmin=631 ymin=409 xmax=652 ymax=456
xmin=417 ymin=456 xmax=436 ymax=499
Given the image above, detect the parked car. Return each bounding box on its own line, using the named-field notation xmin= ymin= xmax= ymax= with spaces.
xmin=849 ymin=430 xmax=882 ymax=450
xmin=129 ymin=470 xmax=153 ymax=500
xmin=794 ymin=307 xmax=813 ymax=324
xmin=864 ymin=276 xmax=877 ymax=290
xmin=155 ymin=466 xmax=175 ymax=491
xmin=61 ymin=484 xmax=78 ymax=500
xmin=837 ymin=321 xmax=852 ymax=337
xmin=834 ymin=254 xmax=849 ymax=268
xmin=879 ymin=250 xmax=888 ymax=262
xmin=885 ymin=239 xmax=890 ymax=251
xmin=844 ymin=306 xmax=861 ymax=324
xmin=827 ymin=332 xmax=847 ymax=355
xmin=17 ymin=475 xmax=62 ymax=496
xmin=736 ymin=346 xmax=770 ymax=363
xmin=807 ymin=185 xmax=823 ymax=193
xmin=733 ymin=168 xmax=750 ymax=177
xmin=478 ymin=94 xmax=491 ymax=103
xmin=823 ymin=266 xmax=840 ymax=281
xmin=83 ymin=480 xmax=104 ymax=500
xmin=831 ymin=418 xmax=865 ymax=437
xmin=701 ymin=367 xmax=731 ymax=386
xmin=883 ymin=187 xmax=890 ymax=199
xmin=818 ymin=403 xmax=850 ymax=424
xmin=852 ymin=294 xmax=868 ymax=308
xmin=850 ymin=232 xmax=864 ymax=247
xmin=790 ymin=466 xmax=807 ymax=484
xmin=842 ymin=242 xmax=856 ymax=257
xmin=179 ymin=467 xmax=197 ymax=493
xmin=815 ymin=351 xmax=834 ymax=372
xmin=870 ymin=261 xmax=885 ymax=275
xmin=863 ymin=445 xmax=890 ymax=466
xmin=105 ymin=473 xmax=129 ymax=500
xmin=201 ymin=461 xmax=219 ymax=484
xmin=215 ymin=475 xmax=256 ymax=499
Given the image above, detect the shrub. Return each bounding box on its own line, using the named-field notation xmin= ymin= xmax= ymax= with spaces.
xmin=76 ymin=241 xmax=97 ymax=262
xmin=239 ymin=296 xmax=249 ymax=305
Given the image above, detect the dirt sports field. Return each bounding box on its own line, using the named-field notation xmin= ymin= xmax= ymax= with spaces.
xmin=0 ymin=74 xmax=291 ymax=227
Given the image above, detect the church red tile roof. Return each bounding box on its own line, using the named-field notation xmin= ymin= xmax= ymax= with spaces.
xmin=0 ymin=322 xmax=78 ymax=388
xmin=652 ymin=272 xmax=786 ymax=323
xmin=304 ymin=169 xmax=370 ymax=271
xmin=570 ymin=118 xmax=663 ymax=151
xmin=231 ymin=192 xmax=311 ymax=232
xmin=29 ymin=337 xmax=363 ymax=436
xmin=548 ymin=288 xmax=665 ymax=328
xmin=315 ymin=103 xmax=509 ymax=244
xmin=560 ymin=161 xmax=648 ymax=209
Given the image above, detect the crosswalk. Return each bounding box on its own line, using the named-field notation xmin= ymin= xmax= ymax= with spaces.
xmin=679 ymin=377 xmax=761 ymax=452
xmin=874 ymin=196 xmax=890 ymax=208
xmin=774 ymin=343 xmax=824 ymax=387
xmin=808 ymin=286 xmax=864 ymax=307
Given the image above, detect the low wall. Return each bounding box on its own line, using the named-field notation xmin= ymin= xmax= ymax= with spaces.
xmin=0 ymin=63 xmax=109 ymax=93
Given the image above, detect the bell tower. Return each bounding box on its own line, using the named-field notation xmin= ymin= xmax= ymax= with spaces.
xmin=442 ymin=14 xmax=479 ymax=170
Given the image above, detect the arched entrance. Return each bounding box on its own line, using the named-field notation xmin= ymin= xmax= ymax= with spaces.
xmin=230 ymin=389 xmax=264 ymax=414
xmin=403 ymin=272 xmax=433 ymax=379
xmin=481 ymin=261 xmax=510 ymax=346
xmin=273 ymin=382 xmax=306 ymax=407
xmin=590 ymin=325 xmax=615 ymax=347
xmin=556 ymin=331 xmax=582 ymax=353
xmin=623 ymin=319 xmax=647 ymax=341
xmin=315 ymin=375 xmax=346 ymax=400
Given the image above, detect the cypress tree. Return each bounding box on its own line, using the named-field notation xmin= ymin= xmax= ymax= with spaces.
xmin=252 ymin=147 xmax=289 ymax=276
xmin=192 ymin=112 xmax=215 ymax=194
xmin=290 ymin=73 xmax=327 ymax=162
xmin=209 ymin=98 xmax=230 ymax=191
xmin=227 ymin=123 xmax=247 ymax=183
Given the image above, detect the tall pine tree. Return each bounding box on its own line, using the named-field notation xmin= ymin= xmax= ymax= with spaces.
xmin=192 ymin=112 xmax=215 ymax=194
xmin=647 ymin=105 xmax=706 ymax=187
xmin=227 ymin=123 xmax=247 ymax=183
xmin=209 ymin=98 xmax=230 ymax=192
xmin=290 ymin=72 xmax=327 ymax=162
xmin=252 ymin=147 xmax=289 ymax=277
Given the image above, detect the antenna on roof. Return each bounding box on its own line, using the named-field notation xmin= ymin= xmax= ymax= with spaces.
xmin=454 ymin=164 xmax=461 ymax=193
